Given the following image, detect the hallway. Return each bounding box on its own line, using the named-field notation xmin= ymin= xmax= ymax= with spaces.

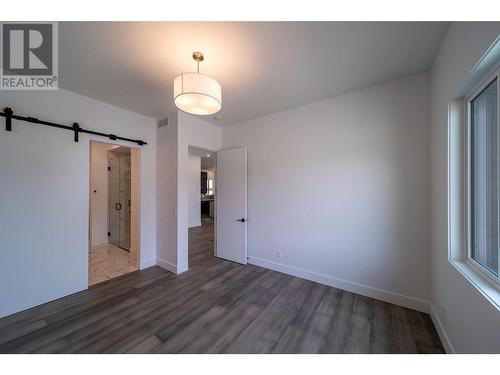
xmin=188 ymin=217 xmax=215 ymax=268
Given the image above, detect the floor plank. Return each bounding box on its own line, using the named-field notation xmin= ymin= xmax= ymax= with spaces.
xmin=0 ymin=216 xmax=445 ymax=354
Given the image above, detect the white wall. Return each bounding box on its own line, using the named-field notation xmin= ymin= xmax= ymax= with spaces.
xmin=203 ymin=169 xmax=215 ymax=181
xmin=157 ymin=112 xmax=179 ymax=274
xmin=157 ymin=111 xmax=221 ymax=274
xmin=89 ymin=142 xmax=117 ymax=246
xmin=0 ymin=89 xmax=157 ymax=318
xmin=429 ymin=23 xmax=500 ymax=353
xmin=188 ymin=155 xmax=201 ymax=228
xmin=222 ymin=73 xmax=431 ymax=311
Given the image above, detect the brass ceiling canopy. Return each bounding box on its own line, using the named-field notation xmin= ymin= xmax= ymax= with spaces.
xmin=192 ymin=51 xmax=204 ymax=62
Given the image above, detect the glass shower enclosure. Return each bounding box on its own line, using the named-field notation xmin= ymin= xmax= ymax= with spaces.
xmin=108 ymin=149 xmax=131 ymax=251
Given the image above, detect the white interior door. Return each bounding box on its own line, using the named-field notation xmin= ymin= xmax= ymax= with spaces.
xmin=216 ymin=147 xmax=247 ymax=264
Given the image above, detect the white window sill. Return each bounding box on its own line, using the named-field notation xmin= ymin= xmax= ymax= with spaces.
xmin=450 ymin=259 xmax=500 ymax=311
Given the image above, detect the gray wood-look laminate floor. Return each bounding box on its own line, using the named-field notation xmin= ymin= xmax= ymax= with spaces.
xmin=0 ymin=217 xmax=444 ymax=353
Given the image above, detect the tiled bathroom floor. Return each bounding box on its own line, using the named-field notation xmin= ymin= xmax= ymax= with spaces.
xmin=88 ymin=244 xmax=137 ymax=286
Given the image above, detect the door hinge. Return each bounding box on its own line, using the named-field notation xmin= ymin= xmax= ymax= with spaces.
xmin=108 ymin=166 xmax=111 ymax=171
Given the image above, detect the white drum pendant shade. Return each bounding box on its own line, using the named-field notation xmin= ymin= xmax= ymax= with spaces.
xmin=174 ymin=73 xmax=222 ymax=115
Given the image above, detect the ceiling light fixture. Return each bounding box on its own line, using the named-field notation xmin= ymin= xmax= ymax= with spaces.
xmin=173 ymin=52 xmax=222 ymax=116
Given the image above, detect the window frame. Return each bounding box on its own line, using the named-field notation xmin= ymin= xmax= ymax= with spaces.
xmin=464 ymin=67 xmax=500 ymax=286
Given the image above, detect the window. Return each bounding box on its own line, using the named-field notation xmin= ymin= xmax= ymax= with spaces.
xmin=207 ymin=179 xmax=214 ymax=196
xmin=467 ymin=69 xmax=500 ymax=283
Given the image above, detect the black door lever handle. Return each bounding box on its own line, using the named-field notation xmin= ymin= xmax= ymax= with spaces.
xmin=236 ymin=218 xmax=246 ymax=223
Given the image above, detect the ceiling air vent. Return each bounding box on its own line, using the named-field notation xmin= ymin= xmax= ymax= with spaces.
xmin=157 ymin=117 xmax=169 ymax=128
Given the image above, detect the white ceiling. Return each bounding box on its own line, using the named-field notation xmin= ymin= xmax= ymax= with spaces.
xmin=59 ymin=22 xmax=449 ymax=126
xmin=189 ymin=146 xmax=216 ymax=169
xmin=201 ymin=158 xmax=216 ymax=170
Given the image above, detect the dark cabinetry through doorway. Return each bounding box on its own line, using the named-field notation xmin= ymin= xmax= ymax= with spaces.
xmin=201 ymin=171 xmax=208 ymax=194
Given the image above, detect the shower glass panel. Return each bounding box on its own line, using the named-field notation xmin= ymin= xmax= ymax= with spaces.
xmin=108 ymin=150 xmax=131 ymax=251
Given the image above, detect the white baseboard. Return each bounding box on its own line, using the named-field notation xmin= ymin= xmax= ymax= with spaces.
xmin=188 ymin=221 xmax=201 ymax=228
xmin=248 ymin=256 xmax=429 ymax=313
xmin=429 ymin=304 xmax=455 ymax=354
xmin=176 ymin=263 xmax=188 ymax=274
xmin=140 ymin=258 xmax=156 ymax=270
xmin=156 ymin=258 xmax=188 ymax=275
xmin=156 ymin=258 xmax=177 ymax=274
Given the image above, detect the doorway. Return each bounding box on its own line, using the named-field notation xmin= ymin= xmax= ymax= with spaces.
xmin=185 ymin=145 xmax=248 ymax=269
xmin=89 ymin=141 xmax=140 ymax=286
xmin=188 ymin=146 xmax=216 ymax=266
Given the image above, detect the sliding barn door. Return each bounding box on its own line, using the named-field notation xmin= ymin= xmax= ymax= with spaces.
xmin=216 ymin=147 xmax=247 ymax=264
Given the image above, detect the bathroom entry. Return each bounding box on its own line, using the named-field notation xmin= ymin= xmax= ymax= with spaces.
xmin=89 ymin=141 xmax=140 ymax=286
xmin=108 ymin=147 xmax=131 ymax=250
